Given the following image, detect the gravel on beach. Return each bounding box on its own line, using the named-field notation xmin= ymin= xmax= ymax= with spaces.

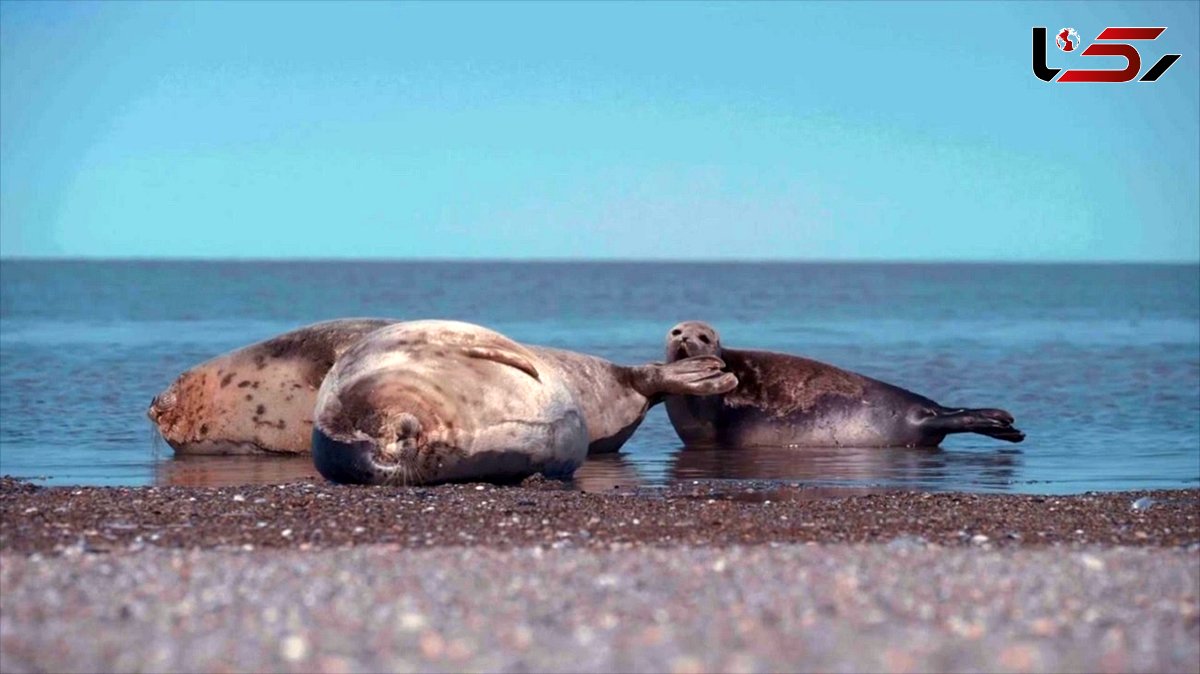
xmin=2 ymin=478 xmax=1198 ymax=673
xmin=2 ymin=544 xmax=1197 ymax=673
xmin=1 ymin=477 xmax=1197 ymax=554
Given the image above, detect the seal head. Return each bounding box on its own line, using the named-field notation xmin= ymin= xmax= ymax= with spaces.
xmin=666 ymin=321 xmax=722 ymax=362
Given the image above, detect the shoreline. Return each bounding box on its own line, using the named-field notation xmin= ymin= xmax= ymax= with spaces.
xmin=2 ymin=477 xmax=1197 ymax=554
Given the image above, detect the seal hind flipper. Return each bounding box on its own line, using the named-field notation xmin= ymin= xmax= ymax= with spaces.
xmin=921 ymin=408 xmax=1025 ymax=443
xmin=461 ymin=346 xmax=541 ymax=381
xmin=638 ymin=356 xmax=738 ymax=397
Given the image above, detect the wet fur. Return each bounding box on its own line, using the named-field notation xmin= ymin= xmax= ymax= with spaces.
xmin=664 ymin=321 xmax=1024 ymax=448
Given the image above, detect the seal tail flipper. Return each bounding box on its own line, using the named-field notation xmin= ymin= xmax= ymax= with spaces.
xmin=923 ymin=408 xmax=1025 ymax=443
xmin=645 ymin=356 xmax=738 ymax=397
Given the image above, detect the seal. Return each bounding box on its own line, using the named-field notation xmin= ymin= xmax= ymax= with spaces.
xmin=312 ymin=320 xmax=737 ymax=485
xmin=311 ymin=320 xmax=588 ymax=485
xmin=663 ymin=321 xmax=1025 ymax=448
xmin=148 ymin=318 xmax=396 ymax=455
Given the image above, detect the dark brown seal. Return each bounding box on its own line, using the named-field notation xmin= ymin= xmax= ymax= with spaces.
xmin=663 ymin=321 xmax=1025 ymax=448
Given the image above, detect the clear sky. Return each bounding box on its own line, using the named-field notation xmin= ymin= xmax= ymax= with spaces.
xmin=1 ymin=1 xmax=1197 ymax=261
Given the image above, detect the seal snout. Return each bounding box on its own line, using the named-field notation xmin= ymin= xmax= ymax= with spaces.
xmin=372 ymin=413 xmax=424 ymax=466
xmin=312 ymin=411 xmax=428 ymax=485
xmin=147 ymin=386 xmax=178 ymax=425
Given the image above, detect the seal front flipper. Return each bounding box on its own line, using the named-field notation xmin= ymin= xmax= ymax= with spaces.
xmin=920 ymin=407 xmax=1025 ymax=443
xmin=636 ymin=356 xmax=738 ymax=397
xmin=460 ymin=346 xmax=541 ymax=381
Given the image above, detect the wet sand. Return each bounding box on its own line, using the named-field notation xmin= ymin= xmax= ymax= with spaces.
xmin=2 ymin=477 xmax=1198 ymax=672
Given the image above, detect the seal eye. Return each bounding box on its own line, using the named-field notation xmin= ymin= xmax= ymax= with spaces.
xmin=671 ymin=329 xmax=682 ymax=337
xmin=698 ymin=335 xmax=711 ymax=344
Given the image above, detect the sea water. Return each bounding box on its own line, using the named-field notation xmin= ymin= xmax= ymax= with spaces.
xmin=1 ymin=261 xmax=1196 ymax=493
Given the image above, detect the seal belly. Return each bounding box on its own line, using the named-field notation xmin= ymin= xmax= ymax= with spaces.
xmin=722 ymin=393 xmax=896 ymax=448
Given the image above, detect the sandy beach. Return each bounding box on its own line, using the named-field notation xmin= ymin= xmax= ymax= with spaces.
xmin=1 ymin=477 xmax=1197 ymax=672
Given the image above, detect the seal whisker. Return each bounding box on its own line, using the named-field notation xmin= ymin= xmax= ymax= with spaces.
xmin=148 ymin=420 xmax=164 ymax=461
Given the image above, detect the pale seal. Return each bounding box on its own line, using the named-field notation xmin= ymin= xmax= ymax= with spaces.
xmin=663 ymin=321 xmax=1025 ymax=448
xmin=313 ymin=320 xmax=737 ymax=485
xmin=147 ymin=318 xmax=395 ymax=455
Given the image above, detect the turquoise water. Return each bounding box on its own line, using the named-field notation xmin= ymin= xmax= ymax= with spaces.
xmin=1 ymin=261 xmax=1197 ymax=493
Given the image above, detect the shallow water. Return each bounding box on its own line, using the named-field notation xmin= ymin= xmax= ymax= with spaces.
xmin=1 ymin=260 xmax=1197 ymax=493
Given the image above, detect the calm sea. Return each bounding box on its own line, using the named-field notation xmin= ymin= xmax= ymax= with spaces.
xmin=1 ymin=260 xmax=1196 ymax=494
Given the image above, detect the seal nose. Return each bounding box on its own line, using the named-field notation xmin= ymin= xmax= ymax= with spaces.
xmin=313 ymin=427 xmax=414 ymax=485
xmin=148 ymin=386 xmax=179 ymax=424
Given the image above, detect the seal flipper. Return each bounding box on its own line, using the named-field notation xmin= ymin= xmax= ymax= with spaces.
xmin=461 ymin=346 xmax=541 ymax=381
xmin=637 ymin=356 xmax=738 ymax=397
xmin=922 ymin=408 xmax=1025 ymax=443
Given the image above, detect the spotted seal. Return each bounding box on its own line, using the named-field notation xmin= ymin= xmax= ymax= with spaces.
xmin=148 ymin=318 xmax=395 ymax=454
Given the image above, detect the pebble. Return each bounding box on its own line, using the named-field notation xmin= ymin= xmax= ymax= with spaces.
xmin=399 ymin=612 xmax=426 ymax=631
xmin=419 ymin=631 xmax=445 ymax=659
xmin=671 ymin=655 xmax=706 ymax=674
xmin=1131 ymin=497 xmax=1156 ymax=511
xmin=886 ymin=535 xmax=928 ymax=551
xmin=279 ymin=634 xmax=308 ymax=662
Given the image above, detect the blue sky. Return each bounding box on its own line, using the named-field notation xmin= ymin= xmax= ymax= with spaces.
xmin=1 ymin=1 xmax=1197 ymax=261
